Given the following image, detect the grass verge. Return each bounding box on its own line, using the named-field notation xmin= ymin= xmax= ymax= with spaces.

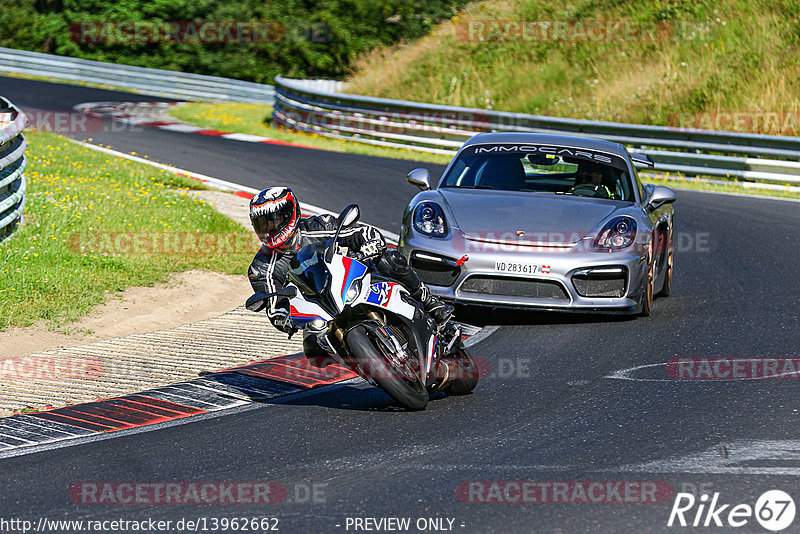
xmin=0 ymin=132 xmax=256 ymax=331
xmin=168 ymin=102 xmax=452 ymax=165
xmin=641 ymin=172 xmax=800 ymax=200
xmin=346 ymin=0 xmax=800 ymax=131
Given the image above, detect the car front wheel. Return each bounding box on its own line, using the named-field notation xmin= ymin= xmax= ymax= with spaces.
xmin=640 ymin=242 xmax=655 ymax=317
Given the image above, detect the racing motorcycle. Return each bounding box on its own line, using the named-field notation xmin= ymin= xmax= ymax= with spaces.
xmin=245 ymin=204 xmax=478 ymax=410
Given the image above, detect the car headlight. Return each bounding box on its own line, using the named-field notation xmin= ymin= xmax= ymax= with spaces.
xmin=593 ymin=217 xmax=637 ymax=250
xmin=413 ymin=202 xmax=447 ymax=237
xmin=345 ymin=278 xmax=362 ymax=304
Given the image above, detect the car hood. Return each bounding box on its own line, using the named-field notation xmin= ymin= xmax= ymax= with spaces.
xmin=438 ymin=189 xmax=624 ymax=245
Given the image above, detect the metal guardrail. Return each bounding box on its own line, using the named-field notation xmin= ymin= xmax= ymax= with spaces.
xmin=0 ymin=47 xmax=275 ymax=103
xmin=273 ymin=76 xmax=800 ymax=185
xmin=0 ymin=97 xmax=28 ymax=241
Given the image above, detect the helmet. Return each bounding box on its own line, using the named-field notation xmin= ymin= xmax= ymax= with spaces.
xmin=249 ymin=187 xmax=301 ymax=249
xmin=575 ymin=162 xmax=603 ymax=185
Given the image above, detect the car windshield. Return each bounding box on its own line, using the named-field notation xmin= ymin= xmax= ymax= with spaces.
xmin=440 ymin=144 xmax=635 ymax=201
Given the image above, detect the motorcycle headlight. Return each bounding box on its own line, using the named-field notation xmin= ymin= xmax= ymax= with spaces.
xmin=345 ymin=278 xmax=362 ymax=304
xmin=413 ymin=202 xmax=447 ymax=237
xmin=593 ymin=216 xmax=637 ymax=250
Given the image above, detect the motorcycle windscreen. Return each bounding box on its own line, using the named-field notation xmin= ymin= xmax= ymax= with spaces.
xmin=289 ymin=242 xmax=330 ymax=295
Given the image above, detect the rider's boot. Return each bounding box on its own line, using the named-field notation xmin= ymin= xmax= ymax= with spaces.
xmin=412 ymin=283 xmax=454 ymax=327
xmin=374 ymin=250 xmax=454 ymax=327
xmin=430 ymin=351 xmax=464 ymax=393
xmin=303 ymin=323 xmax=336 ymax=368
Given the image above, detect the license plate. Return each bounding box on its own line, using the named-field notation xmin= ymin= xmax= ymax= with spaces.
xmin=495 ymin=261 xmax=538 ymax=275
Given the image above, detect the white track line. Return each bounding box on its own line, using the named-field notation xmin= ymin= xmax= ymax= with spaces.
xmin=673 ymin=187 xmax=800 ymax=203
xmin=463 ymin=325 xmax=499 ymax=348
xmin=71 ymin=139 xmax=401 ymax=242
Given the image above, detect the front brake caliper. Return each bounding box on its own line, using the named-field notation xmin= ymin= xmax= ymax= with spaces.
xmin=441 ymin=323 xmax=461 ymax=355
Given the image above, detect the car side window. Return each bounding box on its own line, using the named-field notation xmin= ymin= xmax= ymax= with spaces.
xmin=633 ymin=168 xmax=645 ymax=201
xmin=446 ymin=158 xmax=470 ymax=186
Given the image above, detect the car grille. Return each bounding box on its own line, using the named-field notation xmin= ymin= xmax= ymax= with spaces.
xmin=410 ymin=256 xmax=460 ymax=287
xmin=571 ymin=266 xmax=627 ymax=298
xmin=459 ymin=276 xmax=569 ymax=300
xmin=572 ymin=278 xmax=626 ymax=298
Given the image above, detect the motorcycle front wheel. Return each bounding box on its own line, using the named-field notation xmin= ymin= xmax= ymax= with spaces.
xmin=346 ymin=325 xmax=428 ymax=411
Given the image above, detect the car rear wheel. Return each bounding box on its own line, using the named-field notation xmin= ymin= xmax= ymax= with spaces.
xmin=656 ymin=223 xmax=674 ymax=297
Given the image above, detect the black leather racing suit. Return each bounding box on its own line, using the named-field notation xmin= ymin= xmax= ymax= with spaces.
xmin=248 ymin=214 xmax=433 ymax=334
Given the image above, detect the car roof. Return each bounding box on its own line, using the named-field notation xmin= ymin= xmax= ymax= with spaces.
xmin=462 ymin=132 xmax=629 ymax=158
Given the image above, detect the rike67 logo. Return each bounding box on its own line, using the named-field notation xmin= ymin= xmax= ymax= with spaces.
xmin=668 ymin=490 xmax=795 ymax=531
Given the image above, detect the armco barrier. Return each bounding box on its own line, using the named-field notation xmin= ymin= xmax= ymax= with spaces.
xmin=273 ymin=76 xmax=800 ymax=185
xmin=0 ymin=96 xmax=28 ymax=241
xmin=0 ymin=47 xmax=274 ymax=103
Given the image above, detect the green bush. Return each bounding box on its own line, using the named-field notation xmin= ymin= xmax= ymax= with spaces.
xmin=0 ymin=0 xmax=472 ymax=83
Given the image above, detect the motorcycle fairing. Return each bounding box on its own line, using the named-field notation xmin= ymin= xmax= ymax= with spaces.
xmin=330 ymin=255 xmax=368 ymax=309
xmin=289 ymin=296 xmax=333 ymax=327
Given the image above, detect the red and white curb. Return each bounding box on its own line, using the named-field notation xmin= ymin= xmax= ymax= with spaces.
xmin=73 ymin=101 xmax=315 ymax=149
xmin=0 ymin=326 xmax=490 ymax=457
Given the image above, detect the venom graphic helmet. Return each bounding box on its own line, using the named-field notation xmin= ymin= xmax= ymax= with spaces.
xmin=249 ymin=187 xmax=301 ymax=249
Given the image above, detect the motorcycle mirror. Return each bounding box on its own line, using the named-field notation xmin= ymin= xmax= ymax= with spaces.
xmin=326 ymin=204 xmax=360 ymax=263
xmin=276 ymin=286 xmax=298 ymax=298
xmin=338 ymin=204 xmax=360 ymax=228
xmin=245 ymin=287 xmax=297 ymax=312
xmin=245 ymin=292 xmax=270 ymax=312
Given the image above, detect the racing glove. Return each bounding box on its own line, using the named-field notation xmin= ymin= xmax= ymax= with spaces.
xmin=356 ymin=238 xmax=386 ymax=260
xmin=341 ymin=231 xmax=366 ymax=251
xmin=270 ymin=308 xmax=298 ymax=338
xmin=343 ymin=232 xmax=384 ymax=259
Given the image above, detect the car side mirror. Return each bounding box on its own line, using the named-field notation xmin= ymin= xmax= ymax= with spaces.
xmin=407 ymin=168 xmax=431 ymax=190
xmin=646 ymin=185 xmax=676 ymax=211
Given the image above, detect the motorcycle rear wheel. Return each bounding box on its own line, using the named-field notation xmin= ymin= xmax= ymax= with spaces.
xmin=346 ymin=325 xmax=428 ymax=411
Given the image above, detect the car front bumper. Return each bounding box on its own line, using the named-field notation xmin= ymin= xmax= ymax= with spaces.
xmin=400 ymin=230 xmax=650 ymax=314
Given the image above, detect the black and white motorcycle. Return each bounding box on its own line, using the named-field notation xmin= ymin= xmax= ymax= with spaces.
xmin=246 ymin=204 xmax=478 ymax=410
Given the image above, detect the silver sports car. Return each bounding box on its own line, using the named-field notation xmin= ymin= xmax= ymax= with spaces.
xmin=398 ymin=133 xmax=676 ymax=315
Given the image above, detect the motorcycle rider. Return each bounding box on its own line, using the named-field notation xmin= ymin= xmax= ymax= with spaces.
xmin=247 ymin=187 xmax=454 ymax=340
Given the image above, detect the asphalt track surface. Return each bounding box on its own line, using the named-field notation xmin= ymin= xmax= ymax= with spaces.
xmin=2 ymin=76 xmax=800 ymax=533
